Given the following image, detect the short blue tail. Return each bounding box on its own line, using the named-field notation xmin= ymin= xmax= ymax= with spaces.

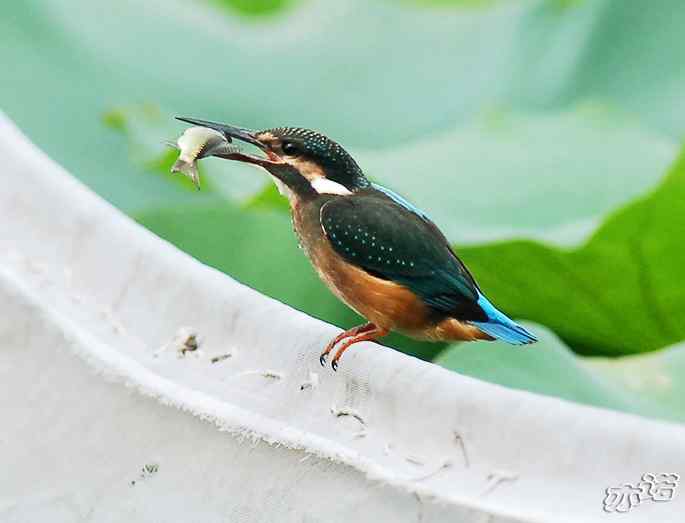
xmin=471 ymin=294 xmax=537 ymax=345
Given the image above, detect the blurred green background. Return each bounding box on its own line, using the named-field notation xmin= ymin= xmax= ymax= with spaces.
xmin=3 ymin=0 xmax=684 ymax=423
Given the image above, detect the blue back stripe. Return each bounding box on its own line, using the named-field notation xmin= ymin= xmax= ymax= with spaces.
xmin=372 ymin=183 xmax=430 ymax=220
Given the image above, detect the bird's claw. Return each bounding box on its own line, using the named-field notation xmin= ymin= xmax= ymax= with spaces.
xmin=319 ymin=351 xmax=339 ymax=371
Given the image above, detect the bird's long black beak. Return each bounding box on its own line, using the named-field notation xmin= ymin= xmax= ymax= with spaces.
xmin=175 ymin=116 xmax=265 ymax=149
xmin=176 ymin=116 xmax=285 ymax=166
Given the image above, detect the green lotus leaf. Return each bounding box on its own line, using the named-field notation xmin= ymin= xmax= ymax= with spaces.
xmin=457 ymin=144 xmax=685 ymax=356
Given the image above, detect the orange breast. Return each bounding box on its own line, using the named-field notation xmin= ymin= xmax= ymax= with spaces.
xmin=313 ymin=241 xmax=431 ymax=333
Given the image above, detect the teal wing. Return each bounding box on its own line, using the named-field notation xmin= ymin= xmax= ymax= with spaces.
xmin=320 ymin=192 xmax=487 ymax=321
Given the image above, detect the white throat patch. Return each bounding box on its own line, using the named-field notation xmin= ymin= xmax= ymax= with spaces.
xmin=310 ymin=177 xmax=352 ymax=196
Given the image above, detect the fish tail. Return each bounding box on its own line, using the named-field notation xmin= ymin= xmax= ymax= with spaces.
xmin=171 ymin=159 xmax=200 ymax=190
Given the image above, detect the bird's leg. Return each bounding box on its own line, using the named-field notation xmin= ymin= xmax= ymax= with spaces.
xmin=319 ymin=323 xmax=375 ymax=367
xmin=330 ymin=325 xmax=389 ymax=371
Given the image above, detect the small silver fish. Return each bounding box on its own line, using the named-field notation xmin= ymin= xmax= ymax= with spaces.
xmin=168 ymin=126 xmax=237 ymax=189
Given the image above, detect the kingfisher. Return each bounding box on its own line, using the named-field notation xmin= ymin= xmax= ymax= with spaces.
xmin=175 ymin=117 xmax=537 ymax=370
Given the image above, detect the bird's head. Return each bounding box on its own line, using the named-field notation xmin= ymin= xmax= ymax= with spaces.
xmin=176 ymin=117 xmax=369 ymax=199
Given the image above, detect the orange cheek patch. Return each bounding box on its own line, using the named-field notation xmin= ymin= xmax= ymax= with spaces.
xmin=289 ymin=158 xmax=326 ymax=182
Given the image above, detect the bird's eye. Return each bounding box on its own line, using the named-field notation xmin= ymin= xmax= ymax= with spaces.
xmin=282 ymin=141 xmax=299 ymax=156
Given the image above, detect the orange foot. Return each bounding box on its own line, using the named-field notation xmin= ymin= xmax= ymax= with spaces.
xmin=319 ymin=323 xmax=389 ymax=371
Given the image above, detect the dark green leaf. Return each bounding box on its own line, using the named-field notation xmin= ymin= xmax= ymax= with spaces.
xmin=457 ymin=145 xmax=685 ymax=356
xmin=209 ymin=0 xmax=298 ymax=17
